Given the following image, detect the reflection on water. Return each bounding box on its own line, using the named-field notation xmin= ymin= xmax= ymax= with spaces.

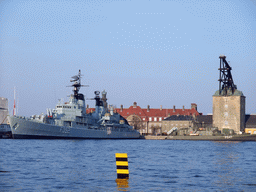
xmin=212 ymin=141 xmax=242 ymax=189
xmin=116 ymin=179 xmax=129 ymax=191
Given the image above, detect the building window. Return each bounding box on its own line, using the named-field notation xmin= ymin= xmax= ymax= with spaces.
xmin=149 ymin=117 xmax=152 ymax=121
xmin=154 ymin=117 xmax=157 ymax=121
xmin=159 ymin=117 xmax=162 ymax=121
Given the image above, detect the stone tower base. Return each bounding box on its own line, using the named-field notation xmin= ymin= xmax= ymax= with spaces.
xmin=212 ymin=90 xmax=245 ymax=134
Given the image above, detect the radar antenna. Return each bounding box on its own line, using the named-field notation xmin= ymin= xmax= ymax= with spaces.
xmin=68 ymin=70 xmax=88 ymax=100
xmin=218 ymin=55 xmax=237 ymax=95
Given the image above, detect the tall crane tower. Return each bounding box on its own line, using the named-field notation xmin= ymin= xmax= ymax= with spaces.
xmin=218 ymin=55 xmax=237 ymax=95
xmin=213 ymin=55 xmax=245 ymax=134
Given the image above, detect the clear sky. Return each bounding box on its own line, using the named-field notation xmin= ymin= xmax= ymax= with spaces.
xmin=0 ymin=0 xmax=255 ymax=117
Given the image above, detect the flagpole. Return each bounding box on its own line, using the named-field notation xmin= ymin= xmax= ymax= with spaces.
xmin=13 ymin=87 xmax=16 ymax=116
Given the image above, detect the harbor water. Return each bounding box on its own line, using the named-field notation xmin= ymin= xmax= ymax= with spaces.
xmin=1 ymin=139 xmax=256 ymax=191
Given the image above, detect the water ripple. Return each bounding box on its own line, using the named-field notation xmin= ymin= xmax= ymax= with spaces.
xmin=1 ymin=139 xmax=256 ymax=191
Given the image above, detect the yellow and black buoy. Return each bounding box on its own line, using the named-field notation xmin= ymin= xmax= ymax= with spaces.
xmin=115 ymin=153 xmax=129 ymax=179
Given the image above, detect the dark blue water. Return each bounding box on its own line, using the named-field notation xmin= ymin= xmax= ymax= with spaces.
xmin=1 ymin=139 xmax=256 ymax=191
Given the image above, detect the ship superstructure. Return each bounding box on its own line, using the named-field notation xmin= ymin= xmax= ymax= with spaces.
xmin=8 ymin=70 xmax=140 ymax=139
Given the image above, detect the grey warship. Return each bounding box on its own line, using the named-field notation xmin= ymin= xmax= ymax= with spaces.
xmin=8 ymin=70 xmax=140 ymax=139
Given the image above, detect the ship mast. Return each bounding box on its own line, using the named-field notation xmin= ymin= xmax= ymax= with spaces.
xmin=69 ymin=70 xmax=88 ymax=100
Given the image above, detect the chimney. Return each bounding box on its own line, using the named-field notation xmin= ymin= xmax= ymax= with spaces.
xmin=133 ymin=102 xmax=137 ymax=108
xmin=101 ymin=90 xmax=108 ymax=109
xmin=182 ymin=105 xmax=185 ymax=111
xmin=191 ymin=103 xmax=197 ymax=111
xmin=110 ymin=106 xmax=114 ymax=115
xmin=173 ymin=105 xmax=176 ymax=112
xmin=147 ymin=105 xmax=150 ymax=112
xmin=160 ymin=105 xmax=162 ymax=111
xmin=86 ymin=104 xmax=89 ymax=109
xmin=121 ymin=104 xmax=123 ymax=112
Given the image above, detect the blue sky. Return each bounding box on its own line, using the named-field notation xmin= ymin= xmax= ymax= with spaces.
xmin=0 ymin=0 xmax=255 ymax=116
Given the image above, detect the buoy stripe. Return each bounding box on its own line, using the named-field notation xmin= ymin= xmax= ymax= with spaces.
xmin=116 ymin=166 xmax=128 ymax=169
xmin=117 ymin=174 xmax=129 ymax=179
xmin=116 ymin=161 xmax=128 ymax=166
xmin=115 ymin=153 xmax=128 ymax=158
xmin=116 ymin=153 xmax=129 ymax=179
xmin=116 ymin=158 xmax=128 ymax=161
xmin=117 ymin=169 xmax=129 ymax=174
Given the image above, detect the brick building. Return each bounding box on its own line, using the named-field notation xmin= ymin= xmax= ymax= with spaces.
xmin=245 ymin=115 xmax=256 ymax=134
xmin=86 ymin=102 xmax=200 ymax=135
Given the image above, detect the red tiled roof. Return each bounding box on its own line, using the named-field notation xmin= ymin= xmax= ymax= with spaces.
xmin=86 ymin=104 xmax=200 ymax=122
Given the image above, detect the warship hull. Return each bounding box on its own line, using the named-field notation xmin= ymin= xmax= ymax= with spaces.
xmin=8 ymin=116 xmax=140 ymax=139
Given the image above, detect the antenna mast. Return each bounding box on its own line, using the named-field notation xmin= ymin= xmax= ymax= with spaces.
xmin=69 ymin=70 xmax=88 ymax=100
